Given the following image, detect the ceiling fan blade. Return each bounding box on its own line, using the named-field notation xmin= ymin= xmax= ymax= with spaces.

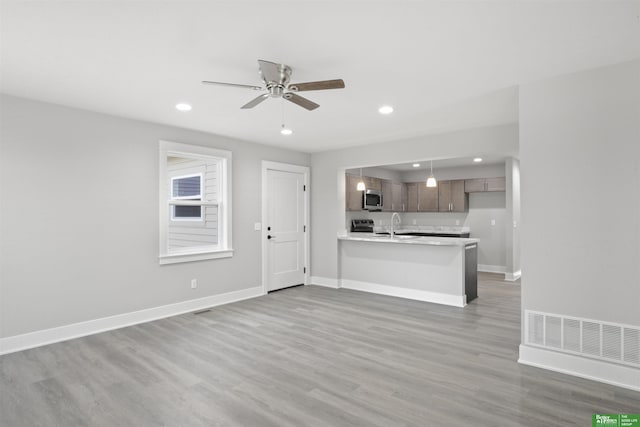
xmin=258 ymin=59 xmax=284 ymax=84
xmin=283 ymin=93 xmax=320 ymax=111
xmin=202 ymin=81 xmax=262 ymax=90
xmin=241 ymin=93 xmax=270 ymax=109
xmin=288 ymin=79 xmax=345 ymax=92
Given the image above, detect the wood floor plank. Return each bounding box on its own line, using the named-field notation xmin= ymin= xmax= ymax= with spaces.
xmin=1 ymin=273 xmax=638 ymax=426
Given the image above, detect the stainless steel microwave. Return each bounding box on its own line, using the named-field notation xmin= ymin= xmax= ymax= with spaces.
xmin=363 ymin=189 xmax=383 ymax=211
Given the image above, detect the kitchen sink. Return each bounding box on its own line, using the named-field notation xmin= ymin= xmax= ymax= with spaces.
xmin=370 ymin=234 xmax=419 ymax=240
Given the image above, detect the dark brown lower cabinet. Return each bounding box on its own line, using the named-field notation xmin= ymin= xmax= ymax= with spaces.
xmin=465 ymin=243 xmax=478 ymax=302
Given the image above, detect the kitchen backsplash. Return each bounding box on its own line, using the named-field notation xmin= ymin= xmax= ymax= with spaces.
xmin=346 ymin=210 xmax=468 ymax=228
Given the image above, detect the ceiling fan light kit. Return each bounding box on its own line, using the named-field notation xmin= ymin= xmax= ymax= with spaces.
xmin=202 ymin=59 xmax=345 ymax=111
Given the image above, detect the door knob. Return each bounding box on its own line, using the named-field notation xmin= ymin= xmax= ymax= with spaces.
xmin=267 ymin=235 xmax=276 ymax=240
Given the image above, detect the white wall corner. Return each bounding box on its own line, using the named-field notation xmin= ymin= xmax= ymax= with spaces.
xmin=0 ymin=286 xmax=264 ymax=356
xmin=518 ymin=344 xmax=640 ymax=392
xmin=478 ymin=264 xmax=506 ymax=274
xmin=310 ymin=276 xmax=341 ymax=289
xmin=504 ymin=270 xmax=522 ymax=281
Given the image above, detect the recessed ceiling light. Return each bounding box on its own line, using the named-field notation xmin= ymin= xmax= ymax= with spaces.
xmin=175 ymin=103 xmax=192 ymax=111
xmin=473 ymin=157 xmax=483 ymax=163
xmin=378 ymin=105 xmax=394 ymax=115
xmin=280 ymin=127 xmax=293 ymax=136
xmin=412 ymin=163 xmax=420 ymax=168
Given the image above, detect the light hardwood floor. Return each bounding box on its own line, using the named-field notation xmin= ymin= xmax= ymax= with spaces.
xmin=1 ymin=273 xmax=638 ymax=426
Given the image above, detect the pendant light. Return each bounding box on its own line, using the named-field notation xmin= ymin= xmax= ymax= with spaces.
xmin=357 ymin=168 xmax=366 ymax=191
xmin=426 ymin=160 xmax=437 ymax=188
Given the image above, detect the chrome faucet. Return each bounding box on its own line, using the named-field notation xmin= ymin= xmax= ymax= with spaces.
xmin=390 ymin=212 xmax=401 ymax=238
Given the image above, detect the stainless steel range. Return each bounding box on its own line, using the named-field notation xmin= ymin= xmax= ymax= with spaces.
xmin=351 ymin=219 xmax=374 ymax=233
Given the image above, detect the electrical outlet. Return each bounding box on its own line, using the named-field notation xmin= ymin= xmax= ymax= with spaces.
xmin=254 ymin=222 xmax=261 ymax=231
xmin=491 ymin=219 xmax=496 ymax=226
xmin=191 ymin=279 xmax=197 ymax=289
xmin=455 ymin=220 xmax=460 ymax=225
xmin=513 ymin=220 xmax=517 ymax=228
xmin=412 ymin=219 xmax=417 ymax=225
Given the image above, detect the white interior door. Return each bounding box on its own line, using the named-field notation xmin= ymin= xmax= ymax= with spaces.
xmin=266 ymin=168 xmax=306 ymax=292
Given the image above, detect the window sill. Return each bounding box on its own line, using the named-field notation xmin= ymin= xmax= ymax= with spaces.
xmin=159 ymin=249 xmax=234 ymax=265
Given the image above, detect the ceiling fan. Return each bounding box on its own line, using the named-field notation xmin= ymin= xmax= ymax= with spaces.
xmin=202 ymin=59 xmax=345 ymax=111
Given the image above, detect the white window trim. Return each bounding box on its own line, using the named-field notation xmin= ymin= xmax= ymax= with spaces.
xmin=170 ymin=173 xmax=204 ymax=221
xmin=159 ymin=140 xmax=233 ymax=265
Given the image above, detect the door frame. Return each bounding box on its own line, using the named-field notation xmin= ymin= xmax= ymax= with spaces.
xmin=261 ymin=161 xmax=310 ymax=295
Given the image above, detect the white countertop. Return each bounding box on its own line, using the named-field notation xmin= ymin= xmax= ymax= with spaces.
xmin=373 ymin=225 xmax=471 ymax=234
xmin=338 ymin=232 xmax=479 ymax=247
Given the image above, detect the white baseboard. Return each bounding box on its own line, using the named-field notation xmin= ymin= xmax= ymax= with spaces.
xmin=310 ymin=276 xmax=341 ymax=289
xmin=518 ymin=344 xmax=640 ymax=392
xmin=341 ymin=279 xmax=466 ymax=307
xmin=478 ymin=264 xmax=506 ymax=274
xmin=0 ymin=286 xmax=264 ymax=356
xmin=504 ymin=270 xmax=522 ymax=281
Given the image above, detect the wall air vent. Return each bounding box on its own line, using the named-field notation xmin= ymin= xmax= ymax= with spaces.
xmin=545 ymin=315 xmax=562 ymax=349
xmin=525 ymin=310 xmax=640 ymax=368
xmin=624 ymin=328 xmax=639 ymax=364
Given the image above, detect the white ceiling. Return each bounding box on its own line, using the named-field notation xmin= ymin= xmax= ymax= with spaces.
xmin=1 ymin=1 xmax=639 ymax=153
xmin=382 ymin=155 xmax=506 ymax=171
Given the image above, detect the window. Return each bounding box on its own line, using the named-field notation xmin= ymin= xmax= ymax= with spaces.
xmin=159 ymin=141 xmax=232 ymax=264
xmin=171 ymin=174 xmax=203 ymax=221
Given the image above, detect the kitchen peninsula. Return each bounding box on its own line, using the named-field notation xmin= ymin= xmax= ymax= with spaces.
xmin=338 ymin=233 xmax=478 ymax=307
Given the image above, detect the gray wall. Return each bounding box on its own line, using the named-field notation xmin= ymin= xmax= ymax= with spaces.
xmin=520 ymin=59 xmax=640 ymax=327
xmin=466 ymin=192 xmax=506 ymax=270
xmin=311 ymin=123 xmax=519 ymax=280
xmin=0 ymin=95 xmax=310 ymax=338
xmin=505 ymin=158 xmax=521 ymax=276
xmin=400 ymin=163 xmax=505 ymax=182
xmin=345 ymin=167 xmax=403 ymax=182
